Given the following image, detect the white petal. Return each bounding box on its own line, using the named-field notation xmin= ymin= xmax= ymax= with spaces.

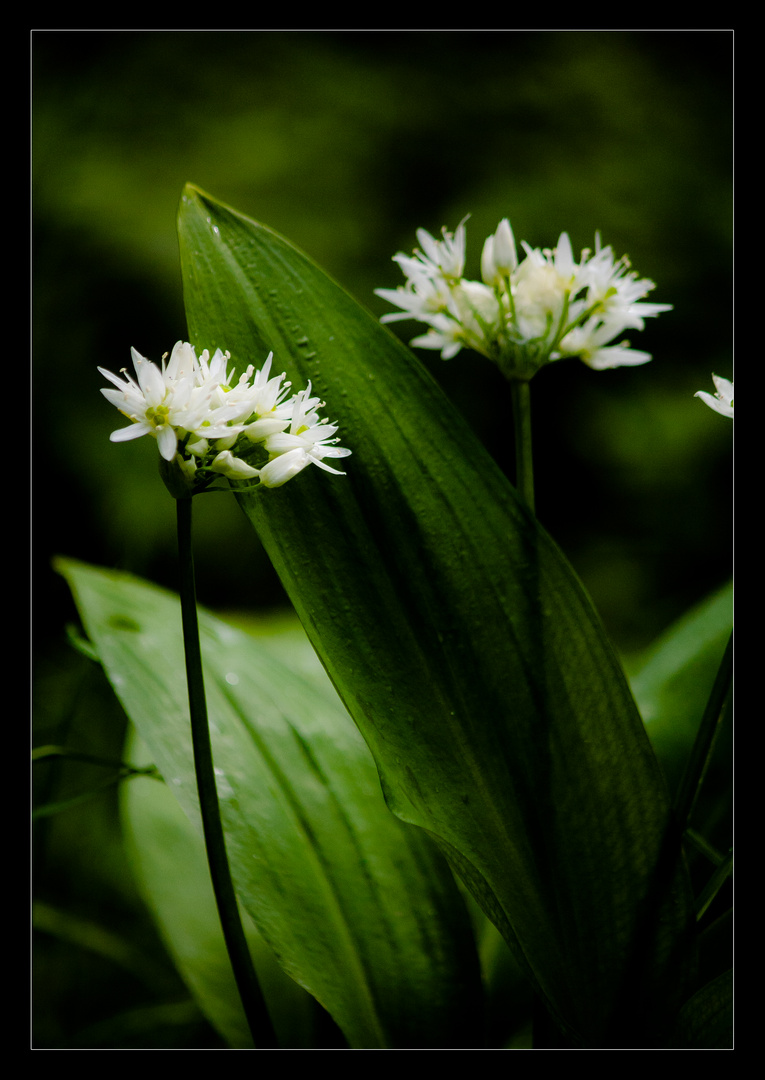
xmin=416 ymin=228 xmax=441 ymax=265
xmin=584 ymin=346 xmax=652 ymax=370
xmin=244 ymin=418 xmax=291 ymax=441
xmin=264 ymin=432 xmax=306 ymax=455
xmin=110 ymin=422 xmax=151 ymax=443
xmin=166 ymin=341 xmax=198 ymax=380
xmin=130 ymin=346 xmax=148 ymax=373
xmin=480 ymin=235 xmax=498 ymax=285
xmin=157 ymin=425 xmax=178 ymax=461
xmin=310 ymin=457 xmax=348 ymax=476
xmin=258 ymin=448 xmax=310 ymax=488
xmin=135 ymin=358 xmax=167 ymax=403
xmin=98 ymin=366 xmax=130 ymax=391
xmin=695 ymin=389 xmax=734 ymax=418
xmin=100 ymin=387 xmax=136 ymax=409
xmin=494 ymin=218 xmax=517 ymax=272
xmin=554 ymin=232 xmax=575 ymax=278
xmin=315 ymin=445 xmax=352 ymax=460
xmin=712 ymin=375 xmax=734 ymax=401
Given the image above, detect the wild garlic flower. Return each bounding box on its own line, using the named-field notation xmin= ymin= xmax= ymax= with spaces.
xmin=259 ymin=385 xmax=352 ymax=487
xmin=99 ymin=342 xmax=350 ymax=495
xmin=481 ymin=218 xmax=518 ymax=285
xmin=695 ymin=374 xmax=734 ymax=419
xmin=376 ymin=217 xmax=671 ymax=381
xmin=400 ymin=218 xmax=468 ymax=284
xmin=99 ymin=342 xmax=242 ymax=462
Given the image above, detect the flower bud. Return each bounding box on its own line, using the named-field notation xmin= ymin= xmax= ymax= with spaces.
xmin=210 ymin=450 xmax=260 ymax=479
xmin=493 ymin=218 xmax=518 ymax=274
xmin=481 ymin=219 xmax=517 ymax=285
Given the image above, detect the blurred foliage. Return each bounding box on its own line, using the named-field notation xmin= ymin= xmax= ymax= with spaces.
xmin=32 ymin=30 xmax=732 ymax=1048
xmin=34 ymin=29 xmax=732 ymax=646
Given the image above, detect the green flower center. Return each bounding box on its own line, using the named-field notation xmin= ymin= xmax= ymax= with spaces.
xmin=146 ymin=404 xmax=170 ymax=428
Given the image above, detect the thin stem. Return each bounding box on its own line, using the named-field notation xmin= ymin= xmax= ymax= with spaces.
xmin=684 ymin=827 xmax=725 ymax=867
xmin=176 ymin=496 xmax=279 ymax=1050
xmin=510 ymin=378 xmax=535 ymax=514
xmin=695 ymin=850 xmax=733 ymax=922
xmin=31 ymin=744 xmax=160 ymax=776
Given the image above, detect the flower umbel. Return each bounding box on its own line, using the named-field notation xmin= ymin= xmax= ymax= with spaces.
xmin=99 ymin=343 xmax=351 ymax=495
xmin=695 ymin=374 xmax=733 ymax=419
xmin=376 ymin=218 xmax=672 ymax=381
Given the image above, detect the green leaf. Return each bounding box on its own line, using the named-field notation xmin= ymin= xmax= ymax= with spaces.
xmin=670 ymin=969 xmax=733 ymax=1049
xmin=57 ymin=557 xmax=482 ymax=1050
xmin=176 ymin=185 xmax=697 ymax=1045
xmin=122 ymin=727 xmax=317 ymax=1049
xmin=627 ymin=581 xmax=733 ymax=798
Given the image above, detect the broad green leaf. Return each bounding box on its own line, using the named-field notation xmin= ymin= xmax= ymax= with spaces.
xmin=669 ymin=970 xmax=732 ymax=1049
xmin=177 ymin=185 xmax=697 ymax=1045
xmin=122 ymin=728 xmax=316 ymax=1049
xmin=57 ymin=557 xmax=482 ymax=1050
xmin=627 ymin=581 xmax=733 ymax=797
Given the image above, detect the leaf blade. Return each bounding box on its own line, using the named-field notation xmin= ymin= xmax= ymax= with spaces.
xmin=57 ymin=557 xmax=483 ymax=1049
xmin=177 ymin=185 xmax=697 ymax=1043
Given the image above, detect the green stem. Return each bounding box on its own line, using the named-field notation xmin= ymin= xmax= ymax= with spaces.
xmin=510 ymin=378 xmax=535 ymax=514
xmin=31 ymin=744 xmax=159 ymax=776
xmin=694 ymin=850 xmax=732 ymax=922
xmin=684 ymin=827 xmax=725 ymax=866
xmin=176 ymin=496 xmax=279 ymax=1050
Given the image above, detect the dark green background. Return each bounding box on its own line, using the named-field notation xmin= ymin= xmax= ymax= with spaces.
xmin=32 ymin=30 xmax=732 ymax=1048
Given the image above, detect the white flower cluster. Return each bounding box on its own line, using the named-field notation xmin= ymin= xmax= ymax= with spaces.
xmin=376 ymin=217 xmax=672 ymax=380
xmin=99 ymin=342 xmax=351 ymax=493
xmin=695 ymin=374 xmax=733 ymax=419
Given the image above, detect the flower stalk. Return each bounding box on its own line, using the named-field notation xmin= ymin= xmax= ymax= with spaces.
xmin=176 ymin=494 xmax=279 ymax=1049
xmin=510 ymin=378 xmax=535 ymax=514
xmin=98 ymin=339 xmax=352 ymax=1046
xmin=376 ymin=217 xmax=672 ymax=517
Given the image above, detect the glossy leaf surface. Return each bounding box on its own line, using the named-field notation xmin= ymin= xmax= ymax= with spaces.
xmin=177 ymin=186 xmax=696 ymax=1044
xmin=628 ymin=581 xmax=733 ymax=797
xmin=122 ymin=726 xmax=320 ymax=1049
xmin=58 ymin=557 xmax=482 ymax=1049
